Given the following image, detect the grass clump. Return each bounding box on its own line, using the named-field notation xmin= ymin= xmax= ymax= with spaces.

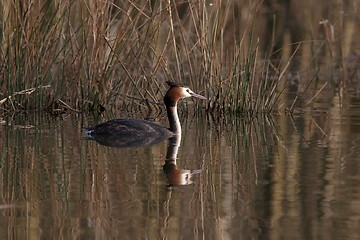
xmin=0 ymin=0 xmax=294 ymax=115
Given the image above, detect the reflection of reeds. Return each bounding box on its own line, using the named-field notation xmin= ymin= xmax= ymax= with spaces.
xmin=0 ymin=1 xmax=292 ymax=115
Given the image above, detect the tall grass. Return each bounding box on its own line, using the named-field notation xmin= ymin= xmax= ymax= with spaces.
xmin=0 ymin=1 xmax=298 ymax=115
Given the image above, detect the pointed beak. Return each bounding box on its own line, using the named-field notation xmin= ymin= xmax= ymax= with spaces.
xmin=190 ymin=92 xmax=206 ymax=100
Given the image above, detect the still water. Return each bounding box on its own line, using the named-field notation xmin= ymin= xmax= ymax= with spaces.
xmin=1 ymin=100 xmax=360 ymax=240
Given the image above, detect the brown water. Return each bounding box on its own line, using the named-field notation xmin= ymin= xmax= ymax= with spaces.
xmin=1 ymin=99 xmax=360 ymax=240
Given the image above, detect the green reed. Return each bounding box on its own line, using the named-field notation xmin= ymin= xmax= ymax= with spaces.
xmin=0 ymin=1 xmax=298 ymax=115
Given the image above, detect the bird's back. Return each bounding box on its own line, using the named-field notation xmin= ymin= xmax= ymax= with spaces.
xmin=84 ymin=118 xmax=174 ymax=148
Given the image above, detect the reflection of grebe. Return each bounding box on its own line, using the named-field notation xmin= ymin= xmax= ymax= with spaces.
xmin=163 ymin=136 xmax=202 ymax=186
xmin=84 ymin=82 xmax=206 ymax=147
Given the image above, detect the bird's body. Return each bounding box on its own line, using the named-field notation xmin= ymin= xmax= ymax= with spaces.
xmin=85 ymin=118 xmax=173 ymax=137
xmin=84 ymin=81 xmax=206 ymax=147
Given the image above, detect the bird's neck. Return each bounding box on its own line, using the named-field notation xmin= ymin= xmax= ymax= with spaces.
xmin=167 ymin=105 xmax=181 ymax=135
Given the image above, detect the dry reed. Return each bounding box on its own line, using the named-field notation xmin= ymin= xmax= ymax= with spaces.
xmin=1 ymin=0 xmax=357 ymax=115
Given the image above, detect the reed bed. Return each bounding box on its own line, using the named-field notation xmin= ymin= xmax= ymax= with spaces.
xmin=0 ymin=0 xmax=357 ymax=115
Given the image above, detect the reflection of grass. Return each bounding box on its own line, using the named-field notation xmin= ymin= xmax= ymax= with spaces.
xmin=1 ymin=1 xmax=356 ymax=115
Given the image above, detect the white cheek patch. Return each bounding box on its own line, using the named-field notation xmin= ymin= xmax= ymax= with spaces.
xmin=182 ymin=88 xmax=192 ymax=98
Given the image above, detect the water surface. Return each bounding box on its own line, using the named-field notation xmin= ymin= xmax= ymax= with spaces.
xmin=0 ymin=106 xmax=360 ymax=239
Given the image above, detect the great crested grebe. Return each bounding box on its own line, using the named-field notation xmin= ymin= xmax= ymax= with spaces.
xmin=84 ymin=81 xmax=206 ymax=147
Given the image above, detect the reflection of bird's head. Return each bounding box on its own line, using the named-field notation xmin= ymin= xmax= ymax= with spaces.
xmin=163 ymin=160 xmax=201 ymax=186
